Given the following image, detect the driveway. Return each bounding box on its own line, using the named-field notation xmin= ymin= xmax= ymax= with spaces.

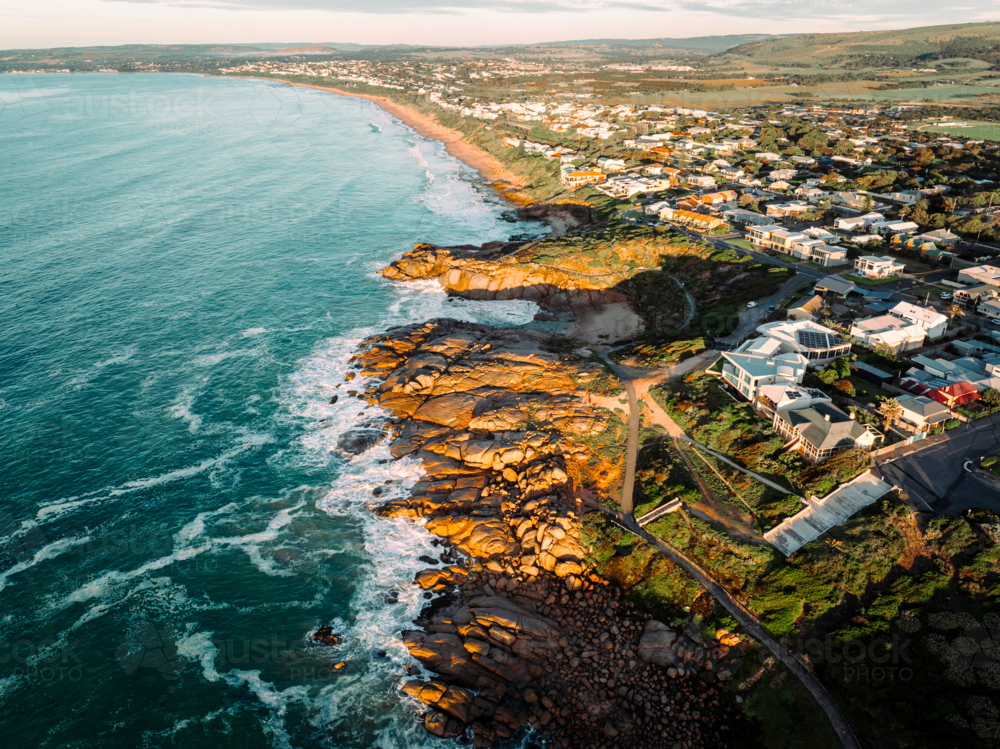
xmin=877 ymin=414 xmax=1000 ymax=515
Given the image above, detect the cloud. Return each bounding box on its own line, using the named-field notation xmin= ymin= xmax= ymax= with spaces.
xmin=99 ymin=0 xmax=998 ymax=24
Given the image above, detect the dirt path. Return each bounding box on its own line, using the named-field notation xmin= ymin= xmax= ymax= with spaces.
xmin=596 ymin=346 xmax=860 ymax=748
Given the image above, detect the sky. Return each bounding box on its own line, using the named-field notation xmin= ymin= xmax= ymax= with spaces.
xmin=1 ymin=0 xmax=998 ymax=49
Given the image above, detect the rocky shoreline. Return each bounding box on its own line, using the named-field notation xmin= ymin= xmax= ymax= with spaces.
xmin=336 ymin=314 xmax=747 ymax=748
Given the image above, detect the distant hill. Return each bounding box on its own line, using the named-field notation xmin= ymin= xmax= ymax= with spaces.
xmin=719 ymin=22 xmax=1000 ymax=67
xmin=522 ymin=34 xmax=788 ymax=54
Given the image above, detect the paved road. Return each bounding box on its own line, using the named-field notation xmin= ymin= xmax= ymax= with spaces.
xmin=600 ymin=509 xmax=862 ymax=749
xmin=878 ymin=414 xmax=1000 ymax=515
xmin=717 ymin=272 xmax=821 ymax=347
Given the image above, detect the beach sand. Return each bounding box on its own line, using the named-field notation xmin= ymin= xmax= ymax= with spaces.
xmin=239 ymin=77 xmax=527 ymax=188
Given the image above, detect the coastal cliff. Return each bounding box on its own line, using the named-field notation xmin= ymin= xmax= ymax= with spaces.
xmin=380 ymin=242 xmax=633 ymax=314
xmin=342 ymin=318 xmax=744 ymax=748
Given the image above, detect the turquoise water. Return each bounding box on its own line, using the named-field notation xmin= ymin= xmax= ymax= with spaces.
xmin=0 ymin=73 xmax=544 ymax=748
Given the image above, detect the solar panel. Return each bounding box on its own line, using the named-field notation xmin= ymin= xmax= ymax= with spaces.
xmin=796 ymin=330 xmax=844 ymax=350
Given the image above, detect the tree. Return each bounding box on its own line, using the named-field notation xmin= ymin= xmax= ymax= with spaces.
xmin=878 ymin=397 xmax=904 ymax=433
xmin=983 ymin=388 xmax=1000 ymax=409
xmin=947 ymin=302 xmax=964 ymax=321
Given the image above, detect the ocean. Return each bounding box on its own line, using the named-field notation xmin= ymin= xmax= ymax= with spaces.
xmin=0 ymin=73 xmax=546 ymax=748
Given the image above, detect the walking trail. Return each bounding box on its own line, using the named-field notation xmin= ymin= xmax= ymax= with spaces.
xmin=596 ymin=345 xmax=860 ymax=749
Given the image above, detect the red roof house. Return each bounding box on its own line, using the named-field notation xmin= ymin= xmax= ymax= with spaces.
xmin=932 ymin=381 xmax=980 ymax=408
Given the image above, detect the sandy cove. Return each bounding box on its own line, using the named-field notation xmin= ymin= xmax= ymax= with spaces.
xmin=228 ymin=76 xmax=526 ymax=188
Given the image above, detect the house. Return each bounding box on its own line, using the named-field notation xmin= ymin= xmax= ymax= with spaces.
xmin=687 ymin=175 xmax=717 ymax=188
xmin=934 ymin=382 xmax=980 ymax=409
xmin=561 ymin=168 xmax=606 ymax=189
xmin=751 ymin=319 xmax=852 ymax=365
xmin=765 ymin=201 xmax=811 ymax=219
xmin=854 ymin=255 xmax=905 ymax=280
xmin=722 ymin=208 xmax=774 ymax=227
xmin=850 ymin=315 xmax=926 ymax=354
xmin=895 ymin=394 xmax=952 ymax=431
xmin=768 ymin=168 xmax=798 ymax=182
xmin=872 ymin=220 xmax=919 ymax=236
xmin=954 ymin=283 xmax=999 ymax=307
xmin=773 ymin=402 xmax=880 ymax=463
xmin=659 ymin=207 xmax=724 ymax=231
xmin=814 ymin=276 xmax=859 ymax=300
xmin=958 ymin=265 xmax=1000 ymax=288
xmin=720 ymin=349 xmax=809 ymax=403
xmin=755 ymin=384 xmax=831 ymax=416
xmin=835 ymin=212 xmax=884 ymax=232
xmin=787 ymin=295 xmax=825 ymax=322
xmin=596 ymin=158 xmax=627 ymax=172
xmin=919 ymin=228 xmax=959 ymax=247
xmin=889 ymin=301 xmax=948 ymax=339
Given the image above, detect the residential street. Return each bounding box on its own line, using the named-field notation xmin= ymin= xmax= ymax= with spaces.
xmin=877 ymin=414 xmax=1000 ymax=514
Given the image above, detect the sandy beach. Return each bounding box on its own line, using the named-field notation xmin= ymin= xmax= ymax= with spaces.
xmin=233 ymin=76 xmax=527 ymax=188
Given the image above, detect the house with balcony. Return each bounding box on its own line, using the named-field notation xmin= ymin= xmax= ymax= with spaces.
xmin=854 ymin=255 xmax=905 ymax=280
xmin=773 ymin=402 xmax=880 ymax=464
xmin=720 ymin=349 xmax=809 ymax=403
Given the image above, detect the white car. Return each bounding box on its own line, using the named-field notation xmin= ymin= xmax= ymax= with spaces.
xmin=940 ymin=292 xmax=952 ymax=300
xmin=746 ymin=301 xmax=758 ymax=308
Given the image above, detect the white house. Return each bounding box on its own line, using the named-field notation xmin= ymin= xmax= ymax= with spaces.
xmin=889 ymin=301 xmax=948 ymax=339
xmin=895 ymin=395 xmax=952 ymax=432
xmin=854 ymin=255 xmax=905 ymax=280
xmin=835 ymin=212 xmax=884 ymax=232
xmin=850 ymin=315 xmax=926 ymax=354
xmin=749 ymin=319 xmax=852 ymax=366
xmin=720 ymin=349 xmax=809 ymax=403
xmin=958 ymin=265 xmax=1000 ymax=288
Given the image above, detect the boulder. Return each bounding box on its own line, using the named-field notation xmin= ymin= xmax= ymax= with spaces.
xmin=638 ymin=621 xmax=679 ymax=667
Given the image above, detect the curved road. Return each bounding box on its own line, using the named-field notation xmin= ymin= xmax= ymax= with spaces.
xmin=598 ymin=350 xmax=860 ymax=749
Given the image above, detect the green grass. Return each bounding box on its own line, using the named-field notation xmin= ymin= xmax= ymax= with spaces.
xmin=843 ymin=273 xmax=901 ymax=286
xmin=844 ymin=376 xmax=892 ymax=406
xmin=728 ymin=238 xmax=755 ymax=251
xmin=914 ymin=119 xmax=1000 ymax=142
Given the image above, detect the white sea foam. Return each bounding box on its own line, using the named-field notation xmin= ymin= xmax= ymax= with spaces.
xmin=35 ymin=436 xmax=273 ymax=523
xmin=0 ymin=536 xmax=92 ymax=593
xmin=0 ymin=675 xmax=24 ymax=705
xmin=242 ymin=327 xmax=267 ymax=337
xmin=170 ymin=391 xmax=203 ymax=433
xmin=192 ymin=347 xmax=262 ymax=367
xmin=94 ymin=346 xmax=137 ymax=368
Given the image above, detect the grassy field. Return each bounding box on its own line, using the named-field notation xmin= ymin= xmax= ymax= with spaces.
xmin=912 ymin=119 xmax=1000 ymax=142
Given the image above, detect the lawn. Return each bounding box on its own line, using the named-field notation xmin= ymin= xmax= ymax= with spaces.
xmin=844 ymin=376 xmax=892 ymax=406
xmin=728 ymin=238 xmax=755 ymax=251
xmin=843 ymin=273 xmax=901 ymax=286
xmin=915 ymin=119 xmax=1000 ymax=142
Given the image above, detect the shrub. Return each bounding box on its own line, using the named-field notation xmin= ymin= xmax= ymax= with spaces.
xmin=944 ymin=418 xmax=960 ymax=431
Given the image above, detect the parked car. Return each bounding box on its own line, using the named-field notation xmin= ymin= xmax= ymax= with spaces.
xmin=747 ymin=301 xmax=758 ymax=308
xmin=940 ymin=292 xmax=953 ymax=300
